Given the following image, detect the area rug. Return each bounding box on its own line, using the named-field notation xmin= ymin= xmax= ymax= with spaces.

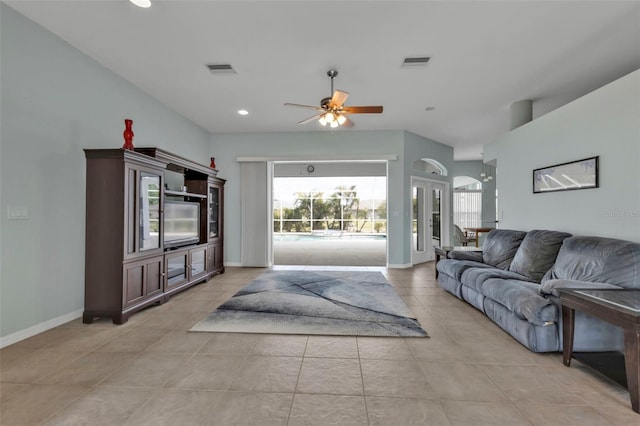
xmin=190 ymin=270 xmax=428 ymax=337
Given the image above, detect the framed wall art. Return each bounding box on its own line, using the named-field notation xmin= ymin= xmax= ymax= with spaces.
xmin=533 ymin=156 xmax=599 ymax=193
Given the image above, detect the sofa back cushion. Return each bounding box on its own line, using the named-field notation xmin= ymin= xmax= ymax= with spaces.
xmin=543 ymin=236 xmax=640 ymax=288
xmin=482 ymin=229 xmax=527 ymax=270
xmin=509 ymin=230 xmax=572 ymax=282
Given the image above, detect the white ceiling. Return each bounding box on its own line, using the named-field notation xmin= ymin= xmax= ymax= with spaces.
xmin=7 ymin=0 xmax=640 ymax=160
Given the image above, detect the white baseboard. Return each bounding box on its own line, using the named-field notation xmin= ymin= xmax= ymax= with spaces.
xmin=224 ymin=262 xmax=243 ymax=267
xmin=387 ymin=263 xmax=413 ymax=269
xmin=0 ymin=309 xmax=83 ymax=349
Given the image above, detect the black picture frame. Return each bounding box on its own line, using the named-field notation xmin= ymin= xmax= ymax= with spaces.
xmin=533 ymin=156 xmax=599 ymax=194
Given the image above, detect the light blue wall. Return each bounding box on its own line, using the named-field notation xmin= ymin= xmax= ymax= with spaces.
xmin=210 ymin=130 xmax=455 ymax=267
xmin=485 ymin=70 xmax=640 ymax=241
xmin=0 ymin=5 xmax=211 ymax=340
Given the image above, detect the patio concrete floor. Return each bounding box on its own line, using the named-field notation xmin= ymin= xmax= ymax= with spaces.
xmin=273 ymin=238 xmax=387 ymax=266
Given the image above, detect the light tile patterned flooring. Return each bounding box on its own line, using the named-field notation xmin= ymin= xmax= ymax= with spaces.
xmin=1 ymin=264 xmax=638 ymax=425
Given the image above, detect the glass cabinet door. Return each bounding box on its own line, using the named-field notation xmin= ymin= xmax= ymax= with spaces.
xmin=166 ymin=252 xmax=188 ymax=288
xmin=208 ymin=184 xmax=219 ymax=239
xmin=139 ymin=172 xmax=161 ymax=251
xmin=190 ymin=247 xmax=206 ymax=277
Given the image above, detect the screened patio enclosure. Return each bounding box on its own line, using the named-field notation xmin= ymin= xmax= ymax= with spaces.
xmin=272 ymin=162 xmax=387 ymax=266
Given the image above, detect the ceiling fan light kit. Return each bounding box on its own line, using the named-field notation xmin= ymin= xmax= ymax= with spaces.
xmin=285 ymin=69 xmax=383 ymax=129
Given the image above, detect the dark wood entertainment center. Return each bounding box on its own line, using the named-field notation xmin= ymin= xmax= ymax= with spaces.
xmin=83 ymin=148 xmax=225 ymax=324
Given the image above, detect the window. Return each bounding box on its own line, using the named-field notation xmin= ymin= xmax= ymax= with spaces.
xmin=453 ymin=176 xmax=482 ymax=230
xmin=413 ymin=158 xmax=448 ymax=176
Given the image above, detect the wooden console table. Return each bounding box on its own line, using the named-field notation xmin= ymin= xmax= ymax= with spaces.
xmin=463 ymin=227 xmax=494 ymax=247
xmin=559 ymin=289 xmax=640 ymax=413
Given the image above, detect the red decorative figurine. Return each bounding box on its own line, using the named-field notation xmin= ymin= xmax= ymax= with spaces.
xmin=210 ymin=157 xmax=216 ymax=169
xmin=122 ymin=119 xmax=135 ymax=150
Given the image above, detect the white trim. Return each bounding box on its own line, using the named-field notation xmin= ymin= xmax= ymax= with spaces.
xmin=224 ymin=262 xmax=243 ymax=267
xmin=0 ymin=309 xmax=83 ymax=348
xmin=237 ymin=154 xmax=397 ymax=162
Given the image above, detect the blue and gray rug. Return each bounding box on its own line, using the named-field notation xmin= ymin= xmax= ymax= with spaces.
xmin=190 ymin=270 xmax=428 ymax=337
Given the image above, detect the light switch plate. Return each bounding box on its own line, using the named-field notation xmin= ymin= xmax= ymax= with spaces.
xmin=8 ymin=206 xmax=29 ymax=220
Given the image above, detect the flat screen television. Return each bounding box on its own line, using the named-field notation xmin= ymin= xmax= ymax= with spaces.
xmin=164 ymin=200 xmax=200 ymax=248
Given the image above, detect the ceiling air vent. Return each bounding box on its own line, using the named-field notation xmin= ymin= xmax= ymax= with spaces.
xmin=401 ymin=57 xmax=431 ymax=67
xmin=206 ymin=64 xmax=236 ymax=74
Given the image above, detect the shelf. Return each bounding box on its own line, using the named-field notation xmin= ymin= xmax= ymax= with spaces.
xmin=164 ymin=190 xmax=207 ymax=199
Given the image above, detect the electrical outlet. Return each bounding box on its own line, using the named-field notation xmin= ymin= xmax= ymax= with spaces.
xmin=8 ymin=206 xmax=29 ymax=220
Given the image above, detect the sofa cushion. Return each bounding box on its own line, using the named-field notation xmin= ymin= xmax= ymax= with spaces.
xmin=448 ymin=250 xmax=483 ymax=262
xmin=482 ymin=229 xmax=527 ymax=270
xmin=543 ymin=236 xmax=640 ymax=289
xmin=509 ymin=230 xmax=572 ymax=282
xmin=539 ymin=279 xmax=623 ymax=297
xmin=483 ymin=299 xmax=559 ymax=352
xmin=461 ymin=267 xmax=536 ymax=293
xmin=481 ymin=279 xmax=557 ymax=325
xmin=437 ymin=259 xmax=492 ymax=281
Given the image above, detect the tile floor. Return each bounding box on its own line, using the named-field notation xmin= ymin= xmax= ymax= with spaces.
xmin=1 ymin=264 xmax=638 ymax=425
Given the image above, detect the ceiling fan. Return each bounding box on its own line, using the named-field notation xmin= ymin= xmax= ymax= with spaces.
xmin=284 ymin=69 xmax=383 ymax=128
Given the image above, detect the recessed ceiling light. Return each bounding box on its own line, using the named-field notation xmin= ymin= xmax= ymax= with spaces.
xmin=425 ymin=106 xmax=436 ymax=111
xmin=238 ymin=109 xmax=249 ymax=116
xmin=130 ymin=0 xmax=151 ymax=8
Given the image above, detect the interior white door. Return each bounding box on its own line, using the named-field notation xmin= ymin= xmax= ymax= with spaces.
xmin=412 ymin=178 xmax=448 ymax=265
xmin=412 ymin=184 xmax=429 ymax=264
xmin=428 ymin=182 xmax=445 ymax=255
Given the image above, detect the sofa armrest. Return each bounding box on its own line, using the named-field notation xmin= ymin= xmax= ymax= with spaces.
xmin=539 ymin=279 xmax=623 ymax=297
xmin=448 ymin=250 xmax=483 ymax=262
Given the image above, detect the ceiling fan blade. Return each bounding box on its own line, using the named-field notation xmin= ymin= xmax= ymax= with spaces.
xmin=329 ymin=90 xmax=349 ymax=108
xmin=341 ymin=105 xmax=383 ymax=114
xmin=341 ymin=116 xmax=355 ymax=128
xmin=284 ymin=103 xmax=324 ymax=111
xmin=297 ymin=113 xmax=323 ymax=125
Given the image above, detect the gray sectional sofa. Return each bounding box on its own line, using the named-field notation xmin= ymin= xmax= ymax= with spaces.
xmin=436 ymin=229 xmax=640 ymax=352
